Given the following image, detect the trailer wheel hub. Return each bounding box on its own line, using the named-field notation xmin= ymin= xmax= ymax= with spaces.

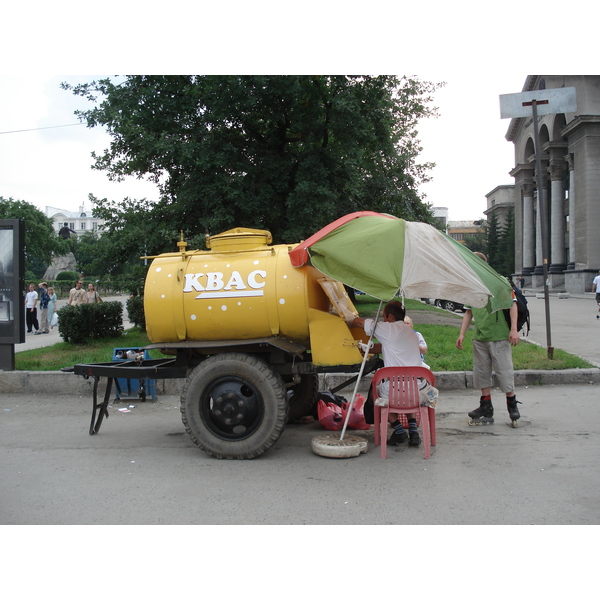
xmin=203 ymin=378 xmax=263 ymax=439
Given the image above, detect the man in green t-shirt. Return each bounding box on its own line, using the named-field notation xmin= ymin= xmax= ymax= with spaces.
xmin=455 ymin=253 xmax=521 ymax=426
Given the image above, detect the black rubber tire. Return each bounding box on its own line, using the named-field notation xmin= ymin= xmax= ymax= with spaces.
xmin=444 ymin=300 xmax=456 ymax=312
xmin=434 ymin=299 xmax=444 ymax=309
xmin=286 ymin=374 xmax=319 ymax=423
xmin=180 ymin=353 xmax=288 ymax=459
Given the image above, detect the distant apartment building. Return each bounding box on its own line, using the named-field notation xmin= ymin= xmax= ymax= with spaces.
xmin=45 ymin=205 xmax=105 ymax=238
xmin=447 ymin=220 xmax=485 ymax=245
xmin=432 ymin=207 xmax=484 ymax=244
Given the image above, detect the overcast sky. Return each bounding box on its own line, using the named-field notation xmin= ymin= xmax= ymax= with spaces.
xmin=0 ymin=72 xmax=528 ymax=224
xmin=1 ymin=3 xmax=592 ymax=229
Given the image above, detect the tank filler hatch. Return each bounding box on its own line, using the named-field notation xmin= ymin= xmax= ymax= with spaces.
xmin=207 ymin=228 xmax=273 ymax=252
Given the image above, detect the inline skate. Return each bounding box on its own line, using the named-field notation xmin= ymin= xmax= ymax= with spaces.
xmin=507 ymin=395 xmax=522 ymax=428
xmin=468 ymin=397 xmax=494 ymax=425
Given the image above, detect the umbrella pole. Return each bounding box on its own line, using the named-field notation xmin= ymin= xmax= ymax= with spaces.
xmin=340 ymin=300 xmax=384 ymax=440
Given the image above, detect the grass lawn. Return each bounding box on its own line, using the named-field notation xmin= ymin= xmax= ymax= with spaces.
xmin=14 ymin=297 xmax=595 ymax=372
xmin=352 ymin=295 xmax=595 ymax=371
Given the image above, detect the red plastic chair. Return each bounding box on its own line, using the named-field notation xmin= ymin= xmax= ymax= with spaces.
xmin=371 ymin=366 xmax=437 ymax=459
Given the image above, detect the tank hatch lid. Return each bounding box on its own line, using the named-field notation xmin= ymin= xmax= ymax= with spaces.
xmin=208 ymin=227 xmax=273 ymax=252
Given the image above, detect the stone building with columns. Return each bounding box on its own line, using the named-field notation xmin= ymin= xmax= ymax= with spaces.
xmin=505 ymin=75 xmax=600 ymax=293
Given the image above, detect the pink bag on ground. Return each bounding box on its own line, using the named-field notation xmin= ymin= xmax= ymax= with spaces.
xmin=317 ymin=398 xmax=344 ymax=430
xmin=344 ymin=394 xmax=371 ymax=430
xmin=317 ymin=393 xmax=370 ymax=431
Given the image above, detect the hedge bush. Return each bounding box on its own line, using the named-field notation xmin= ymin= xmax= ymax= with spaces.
xmin=56 ymin=271 xmax=80 ymax=281
xmin=57 ymin=301 xmax=124 ymax=344
xmin=126 ymin=295 xmax=146 ymax=331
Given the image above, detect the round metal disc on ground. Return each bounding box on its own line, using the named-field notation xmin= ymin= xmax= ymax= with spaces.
xmin=311 ymin=433 xmax=368 ymax=458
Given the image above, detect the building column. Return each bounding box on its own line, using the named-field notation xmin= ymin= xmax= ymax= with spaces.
xmin=522 ymin=182 xmax=535 ymax=274
xmin=549 ymin=162 xmax=567 ymax=272
xmin=565 ymin=153 xmax=576 ymax=270
xmin=534 ymin=191 xmax=543 ymax=274
xmin=533 ymin=171 xmax=549 ymax=276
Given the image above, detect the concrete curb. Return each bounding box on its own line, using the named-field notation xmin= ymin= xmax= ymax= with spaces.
xmin=1 ymin=368 xmax=599 ymax=397
xmin=320 ymin=369 xmax=600 ymax=394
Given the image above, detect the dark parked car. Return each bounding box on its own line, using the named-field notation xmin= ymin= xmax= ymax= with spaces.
xmin=434 ymin=299 xmax=466 ymax=313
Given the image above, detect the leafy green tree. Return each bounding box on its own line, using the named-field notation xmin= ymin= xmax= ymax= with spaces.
xmin=0 ymin=197 xmax=68 ymax=277
xmin=70 ymin=229 xmax=122 ymax=277
xmin=84 ymin=194 xmax=185 ymax=271
xmin=63 ymin=75 xmax=442 ymax=251
xmin=462 ymin=219 xmax=488 ymax=256
xmin=500 ymin=206 xmax=516 ymax=277
xmin=486 ymin=212 xmax=501 ymax=273
xmin=481 ymin=208 xmax=516 ymax=278
xmin=69 ymin=221 xmax=152 ymax=294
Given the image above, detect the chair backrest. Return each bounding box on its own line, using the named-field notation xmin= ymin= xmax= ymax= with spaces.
xmin=371 ymin=366 xmax=436 ymax=410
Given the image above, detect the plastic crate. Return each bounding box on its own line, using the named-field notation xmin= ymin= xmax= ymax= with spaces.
xmin=112 ymin=347 xmax=157 ymax=401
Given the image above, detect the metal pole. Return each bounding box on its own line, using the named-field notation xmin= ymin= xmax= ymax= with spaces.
xmin=531 ymin=100 xmax=554 ymax=359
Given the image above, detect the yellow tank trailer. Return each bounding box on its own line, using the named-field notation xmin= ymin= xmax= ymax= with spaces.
xmin=76 ymin=228 xmax=376 ymax=460
xmin=144 ymin=227 xmax=365 ymax=368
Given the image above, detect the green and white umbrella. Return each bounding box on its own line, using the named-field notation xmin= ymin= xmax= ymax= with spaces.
xmin=290 ymin=211 xmax=512 ymax=312
xmin=291 ymin=211 xmax=513 ymax=444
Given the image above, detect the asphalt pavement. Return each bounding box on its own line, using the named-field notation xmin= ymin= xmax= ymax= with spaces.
xmin=2 ymin=289 xmax=599 ymax=528
xmin=517 ymin=289 xmax=600 ymax=367
xmin=1 ymin=382 xmax=599 ymax=525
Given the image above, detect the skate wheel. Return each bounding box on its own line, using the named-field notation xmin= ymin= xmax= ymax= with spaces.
xmin=311 ymin=433 xmax=368 ymax=458
xmin=511 ymin=420 xmax=518 ymax=428
xmin=468 ymin=417 xmax=493 ymax=426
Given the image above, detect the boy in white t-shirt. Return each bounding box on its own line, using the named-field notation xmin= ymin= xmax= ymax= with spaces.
xmin=350 ymin=301 xmax=423 ymax=447
xmin=404 ymin=315 xmax=429 ymax=368
xmin=24 ymin=283 xmax=39 ymax=333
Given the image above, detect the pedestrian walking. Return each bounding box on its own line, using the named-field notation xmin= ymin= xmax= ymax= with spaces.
xmin=68 ymin=281 xmax=87 ymax=306
xmin=38 ymin=282 xmax=50 ymax=333
xmin=592 ymin=271 xmax=600 ymax=318
xmin=25 ymin=283 xmax=39 ymax=333
xmin=47 ymin=286 xmax=58 ymax=329
xmin=86 ymin=283 xmax=102 ymax=303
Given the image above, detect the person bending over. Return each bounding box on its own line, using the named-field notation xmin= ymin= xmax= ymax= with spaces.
xmin=350 ymin=300 xmax=423 ymax=446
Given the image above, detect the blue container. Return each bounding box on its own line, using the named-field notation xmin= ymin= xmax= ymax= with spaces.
xmin=112 ymin=347 xmax=157 ymax=401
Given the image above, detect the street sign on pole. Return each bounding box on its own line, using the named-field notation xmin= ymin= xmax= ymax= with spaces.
xmin=499 ymin=87 xmax=577 ymax=119
xmin=499 ymin=86 xmax=577 ymax=359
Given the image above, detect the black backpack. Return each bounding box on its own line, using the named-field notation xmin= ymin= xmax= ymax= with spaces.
xmin=504 ymin=285 xmax=530 ymax=335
